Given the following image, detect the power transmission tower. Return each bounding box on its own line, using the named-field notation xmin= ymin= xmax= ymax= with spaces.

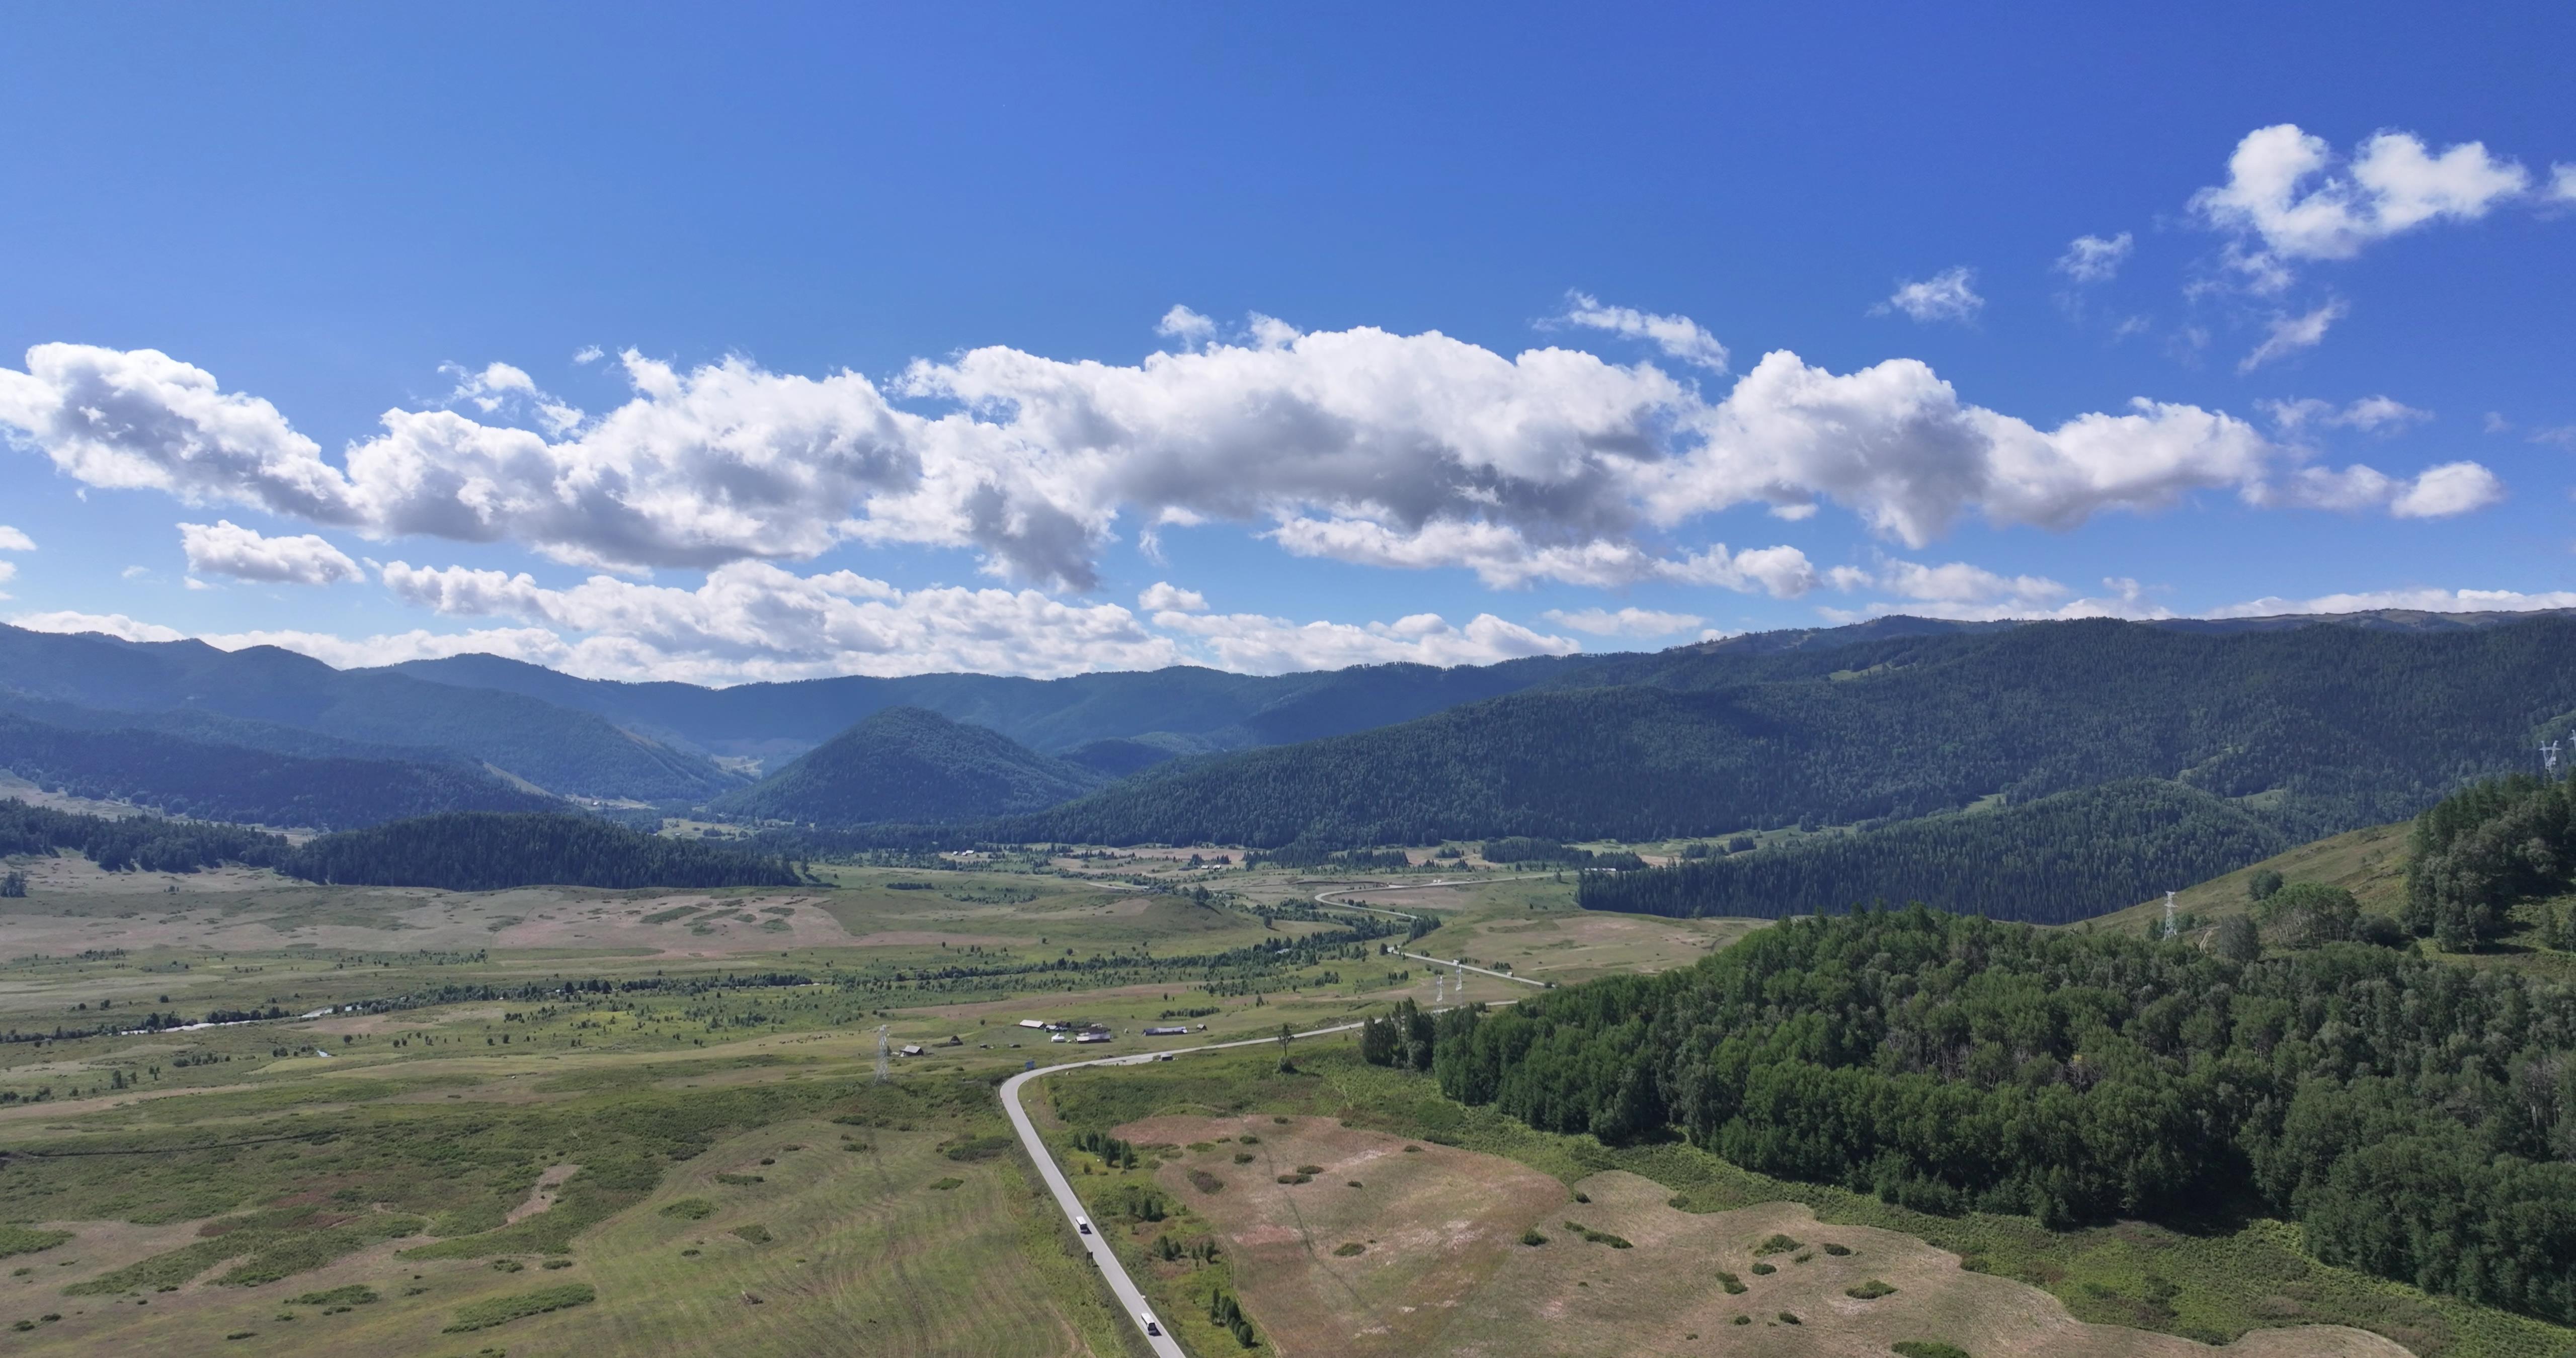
xmin=2545 ymin=739 xmax=2563 ymax=777
xmin=874 ymin=1024 xmax=891 ymax=1084
xmin=2162 ymin=890 xmax=2178 ymax=940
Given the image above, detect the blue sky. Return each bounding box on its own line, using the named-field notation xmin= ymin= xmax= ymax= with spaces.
xmin=2 ymin=3 xmax=2571 ymax=682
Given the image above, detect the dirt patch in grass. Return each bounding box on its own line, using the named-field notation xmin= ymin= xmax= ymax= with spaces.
xmin=504 ymin=1163 xmax=581 ymax=1224
xmin=1115 ymin=1114 xmax=1564 ymax=1357
xmin=1109 ymin=1120 xmax=2411 ymax=1358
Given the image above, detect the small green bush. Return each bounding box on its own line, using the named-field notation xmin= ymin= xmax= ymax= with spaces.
xmin=1716 ymin=1269 xmax=1745 ymax=1295
xmin=1750 ymin=1261 xmax=1776 ymax=1276
xmin=1756 ymin=1233 xmax=1801 ymax=1254
xmin=1232 ymin=1152 xmax=1255 ymax=1164
xmin=731 ymin=1224 xmax=772 ymax=1244
xmin=1519 ymin=1229 xmax=1548 ymax=1246
xmin=659 ymin=1199 xmax=715 ymax=1220
xmin=440 ymin=1283 xmax=597 ymax=1332
xmin=1778 ymin=1311 xmax=1801 ymax=1325
xmin=1892 ymin=1343 xmax=1973 ymax=1358
xmin=1846 ymin=1279 xmax=1897 ymax=1300
xmin=1332 ymin=1242 xmax=1365 ymax=1256
xmin=1822 ymin=1242 xmax=1852 ymax=1256
xmin=287 ymin=1285 xmax=378 ymax=1306
xmin=927 ymin=1177 xmax=964 ymax=1191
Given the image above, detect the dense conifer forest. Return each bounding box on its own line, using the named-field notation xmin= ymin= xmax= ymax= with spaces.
xmin=1577 ymin=780 xmax=2291 ymax=923
xmin=2407 ymin=771 xmax=2576 ymax=950
xmin=711 ymin=706 xmax=1104 ymax=826
xmin=278 ymin=812 xmax=804 ymax=891
xmin=1002 ymin=618 xmax=2576 ymax=851
xmin=0 ymin=713 xmax=561 ymax=829
xmin=1410 ymin=906 xmax=2576 ymax=1323
xmin=0 ymin=798 xmax=288 ymax=872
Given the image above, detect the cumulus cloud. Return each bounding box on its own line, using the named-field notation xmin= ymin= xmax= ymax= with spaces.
xmin=2193 ymin=124 xmax=2532 ymax=286
xmin=1 ymin=323 xmax=2488 ymax=598
xmin=1147 ymin=607 xmax=1578 ymax=675
xmin=1540 ymin=606 xmax=1705 ymax=637
xmin=1876 ymin=268 xmax=1983 ymax=324
xmin=179 ymin=520 xmax=364 ymax=585
xmin=1155 ymin=306 xmax=1217 ymax=345
xmin=6 ymin=610 xmax=575 ymax=669
xmin=2248 ymin=459 xmax=2504 ymax=518
xmin=1138 ymin=581 xmax=1206 ymax=613
xmin=0 ymin=526 xmax=31 ymax=552
xmin=1558 ymin=293 xmax=1729 ymax=371
xmin=2555 ymin=165 xmax=2576 ymax=203
xmin=2207 ymin=587 xmax=2576 ymax=619
xmin=2262 ymin=394 xmax=2433 ymax=434
xmin=378 ymin=559 xmax=1185 ymax=683
xmin=2239 ymin=300 xmax=2348 ymax=372
xmin=441 ymin=360 xmax=582 ymax=436
xmin=2055 ymin=233 xmax=2134 ymax=284
xmin=1820 ymin=569 xmax=2170 ymax=625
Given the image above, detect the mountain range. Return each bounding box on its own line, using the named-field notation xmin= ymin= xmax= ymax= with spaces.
xmin=3 ymin=611 xmax=2571 ymax=874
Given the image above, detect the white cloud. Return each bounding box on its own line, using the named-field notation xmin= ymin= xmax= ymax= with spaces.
xmin=120 ymin=564 xmax=148 ymax=579
xmin=2388 ymin=461 xmax=2507 ymax=518
xmin=178 ymin=520 xmax=364 ymax=585
xmin=1637 ymin=352 xmax=2281 ymax=547
xmin=441 ymin=360 xmax=583 ymax=436
xmin=2261 ymin=394 xmax=2432 ymax=434
xmin=2207 ymin=587 xmax=2576 ymax=620
xmin=2055 ymin=233 xmax=2134 ymax=284
xmin=2193 ymin=124 xmax=2531 ymax=285
xmin=378 ymin=559 xmax=1185 ymax=683
xmin=1138 ymin=581 xmax=1207 ymax=613
xmin=9 ymin=609 xmax=571 ymax=668
xmin=1821 ymin=572 xmax=2170 ymax=625
xmin=0 ymin=526 xmax=31 ymax=551
xmin=1265 ymin=516 xmax=1820 ymax=594
xmin=1149 ymin=607 xmax=1578 ymax=674
xmin=2247 ymin=459 xmax=2503 ymax=518
xmin=16 ymin=559 xmax=1584 ymax=684
xmin=1876 ymin=268 xmax=1983 ymax=323
xmin=572 ymin=346 xmax=605 ymax=365
xmin=2239 ymin=300 xmax=2348 ymax=372
xmin=1541 ymin=606 xmax=1706 ymax=637
xmin=1 ymin=324 xmax=2473 ymax=599
xmin=2554 ymin=165 xmax=2576 ymax=203
xmin=1558 ymin=293 xmax=1730 ymax=371
xmin=1155 ymin=306 xmax=1218 ymax=346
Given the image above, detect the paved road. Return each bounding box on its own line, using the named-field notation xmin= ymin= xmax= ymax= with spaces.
xmin=999 ymin=1022 xmax=1363 ymax=1356
xmin=1395 ymin=950 xmax=1550 ymax=988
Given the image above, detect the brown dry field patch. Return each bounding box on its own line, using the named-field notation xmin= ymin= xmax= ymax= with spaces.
xmin=506 ymin=1162 xmax=582 ymax=1224
xmin=1114 ymin=1119 xmax=2408 ymax=1358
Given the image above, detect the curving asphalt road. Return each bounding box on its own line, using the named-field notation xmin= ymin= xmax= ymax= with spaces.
xmin=1000 ymin=1022 xmax=1364 ymax=1356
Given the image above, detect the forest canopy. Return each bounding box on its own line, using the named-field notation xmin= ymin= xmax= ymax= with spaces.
xmin=278 ymin=812 xmax=805 ymax=892
xmin=1576 ymin=780 xmax=2289 ymax=924
xmin=1405 ymin=906 xmax=2576 ymax=1324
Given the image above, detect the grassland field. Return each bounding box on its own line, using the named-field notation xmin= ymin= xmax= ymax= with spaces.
xmin=0 ymin=837 xmax=2567 ymax=1356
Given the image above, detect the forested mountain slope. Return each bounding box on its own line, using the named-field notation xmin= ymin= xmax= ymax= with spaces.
xmin=0 ymin=714 xmax=560 ymax=830
xmin=279 ymin=811 xmax=802 ymax=891
xmin=710 ymin=706 xmax=1106 ymax=825
xmin=0 ymin=625 xmax=737 ymax=801
xmin=385 ymin=651 xmax=1597 ymax=762
xmin=1578 ymin=779 xmax=2291 ymax=924
xmin=1416 ymin=907 xmax=2576 ymax=1324
xmin=1006 ymin=617 xmax=2576 ymax=848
